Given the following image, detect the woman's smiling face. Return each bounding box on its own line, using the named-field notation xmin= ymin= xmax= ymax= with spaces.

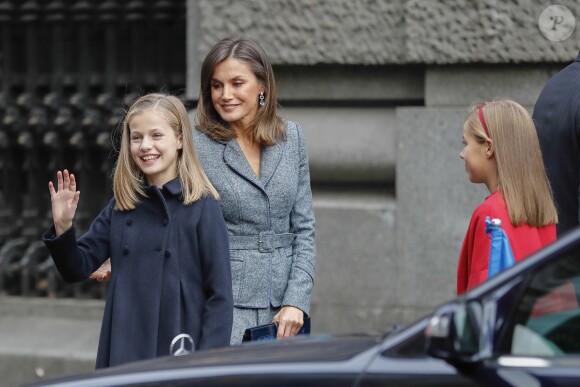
xmin=210 ymin=58 xmax=263 ymax=132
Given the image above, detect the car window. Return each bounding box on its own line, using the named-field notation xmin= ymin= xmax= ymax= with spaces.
xmin=509 ymin=251 xmax=580 ymax=356
xmin=454 ymin=301 xmax=481 ymax=355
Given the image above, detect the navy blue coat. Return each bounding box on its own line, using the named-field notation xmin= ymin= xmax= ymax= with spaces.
xmin=533 ymin=51 xmax=580 ymax=236
xmin=42 ymin=178 xmax=233 ymax=368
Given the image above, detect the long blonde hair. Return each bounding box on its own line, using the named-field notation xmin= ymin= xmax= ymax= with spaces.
xmin=196 ymin=37 xmax=285 ymax=145
xmin=464 ymin=99 xmax=557 ymax=227
xmin=113 ymin=93 xmax=219 ymax=210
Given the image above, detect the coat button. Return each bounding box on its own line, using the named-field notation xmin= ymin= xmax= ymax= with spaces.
xmin=164 ymin=250 xmax=171 ymax=258
xmin=163 ymin=218 xmax=168 ymax=226
xmin=122 ymin=246 xmax=129 ymax=255
xmin=126 ymin=218 xmax=132 ymax=226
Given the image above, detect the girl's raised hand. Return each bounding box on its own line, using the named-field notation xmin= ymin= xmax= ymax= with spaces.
xmin=48 ymin=170 xmax=80 ymax=236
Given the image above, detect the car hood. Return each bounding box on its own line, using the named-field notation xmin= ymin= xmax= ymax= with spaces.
xmin=30 ymin=334 xmax=384 ymax=386
xmin=129 ymin=334 xmax=382 ymax=368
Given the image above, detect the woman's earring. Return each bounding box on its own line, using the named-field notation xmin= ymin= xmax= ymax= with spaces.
xmin=259 ymin=91 xmax=265 ymax=108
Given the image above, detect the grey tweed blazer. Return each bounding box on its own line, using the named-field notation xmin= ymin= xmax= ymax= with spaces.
xmin=193 ymin=121 xmax=316 ymax=315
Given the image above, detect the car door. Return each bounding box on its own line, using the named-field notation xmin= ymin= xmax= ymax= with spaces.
xmin=482 ymin=244 xmax=580 ymax=386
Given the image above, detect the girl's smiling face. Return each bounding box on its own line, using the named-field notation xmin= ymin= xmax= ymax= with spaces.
xmin=129 ymin=109 xmax=182 ymax=187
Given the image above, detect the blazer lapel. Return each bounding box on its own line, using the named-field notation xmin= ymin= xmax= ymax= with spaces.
xmin=260 ymin=141 xmax=285 ymax=187
xmin=223 ymin=139 xmax=264 ymax=190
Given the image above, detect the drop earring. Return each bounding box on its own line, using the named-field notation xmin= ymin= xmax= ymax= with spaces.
xmin=259 ymin=91 xmax=265 ymax=108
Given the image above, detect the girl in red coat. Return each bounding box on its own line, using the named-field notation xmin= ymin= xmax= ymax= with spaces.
xmin=457 ymin=99 xmax=558 ymax=295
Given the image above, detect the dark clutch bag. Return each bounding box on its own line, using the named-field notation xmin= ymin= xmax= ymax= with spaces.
xmin=242 ymin=317 xmax=311 ymax=342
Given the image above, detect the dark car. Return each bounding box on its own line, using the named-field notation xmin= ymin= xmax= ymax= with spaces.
xmin=29 ymin=228 xmax=580 ymax=387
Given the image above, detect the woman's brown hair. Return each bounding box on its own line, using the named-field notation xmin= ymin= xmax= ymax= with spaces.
xmin=195 ymin=37 xmax=285 ymax=145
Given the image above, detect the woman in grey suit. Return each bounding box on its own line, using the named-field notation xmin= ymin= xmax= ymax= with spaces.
xmin=194 ymin=37 xmax=316 ymax=344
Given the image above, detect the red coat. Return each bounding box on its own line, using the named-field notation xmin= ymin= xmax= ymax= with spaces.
xmin=457 ymin=191 xmax=556 ymax=295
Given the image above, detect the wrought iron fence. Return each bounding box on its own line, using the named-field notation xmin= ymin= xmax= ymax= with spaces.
xmin=0 ymin=0 xmax=186 ymax=298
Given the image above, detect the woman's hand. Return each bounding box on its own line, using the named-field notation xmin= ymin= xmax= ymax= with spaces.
xmin=90 ymin=258 xmax=111 ymax=282
xmin=48 ymin=170 xmax=80 ymax=236
xmin=273 ymin=306 xmax=304 ymax=339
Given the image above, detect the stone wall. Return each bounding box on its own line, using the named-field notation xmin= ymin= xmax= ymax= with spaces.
xmin=189 ymin=0 xmax=579 ymax=69
xmin=187 ymin=0 xmax=580 ymax=333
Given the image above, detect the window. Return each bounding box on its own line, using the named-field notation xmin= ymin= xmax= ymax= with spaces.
xmin=509 ymin=252 xmax=580 ymax=356
xmin=454 ymin=301 xmax=481 ymax=355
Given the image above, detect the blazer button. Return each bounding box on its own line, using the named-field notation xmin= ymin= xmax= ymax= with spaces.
xmin=126 ymin=218 xmax=132 ymax=226
xmin=164 ymin=250 xmax=171 ymax=258
xmin=122 ymin=246 xmax=129 ymax=255
xmin=162 ymin=218 xmax=168 ymax=226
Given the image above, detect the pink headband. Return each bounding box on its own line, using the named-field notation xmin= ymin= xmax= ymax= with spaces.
xmin=478 ymin=103 xmax=490 ymax=138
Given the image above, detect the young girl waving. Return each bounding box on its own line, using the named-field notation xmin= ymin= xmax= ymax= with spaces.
xmin=43 ymin=93 xmax=233 ymax=368
xmin=457 ymin=99 xmax=557 ymax=295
